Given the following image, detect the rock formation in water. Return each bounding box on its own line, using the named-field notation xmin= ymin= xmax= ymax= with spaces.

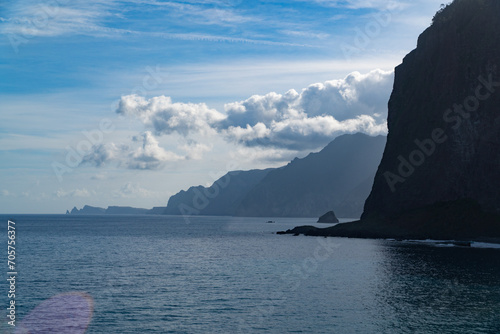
xmin=282 ymin=0 xmax=500 ymax=240
xmin=317 ymin=211 xmax=339 ymax=224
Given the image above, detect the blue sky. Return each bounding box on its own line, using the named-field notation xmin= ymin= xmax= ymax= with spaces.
xmin=0 ymin=0 xmax=442 ymax=213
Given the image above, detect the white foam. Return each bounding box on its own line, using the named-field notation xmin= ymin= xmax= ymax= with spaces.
xmin=395 ymin=239 xmax=500 ymax=249
xmin=470 ymin=242 xmax=500 ymax=249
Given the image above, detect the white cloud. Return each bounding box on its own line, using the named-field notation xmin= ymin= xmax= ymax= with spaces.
xmin=281 ymin=30 xmax=330 ymax=39
xmin=222 ymin=69 xmax=393 ymax=125
xmin=118 ymin=0 xmax=257 ymax=26
xmin=301 ymin=70 xmax=393 ymax=120
xmin=229 ymin=146 xmax=302 ymax=166
xmin=115 ymin=69 xmax=392 ymax=152
xmin=225 ymin=115 xmax=387 ymax=150
xmin=80 ymin=142 xmax=124 ymax=167
xmin=222 ymin=90 xmax=302 ymax=128
xmin=162 ymin=3 xmax=255 ymax=26
xmin=223 ymin=123 xmax=272 ymax=143
xmin=219 ymin=69 xmax=393 ymax=149
xmin=306 ymin=0 xmax=407 ymax=10
xmin=80 ymin=131 xmax=190 ymax=170
xmin=179 ymin=141 xmax=213 ymax=160
xmin=128 ymin=131 xmax=184 ymax=170
xmin=1 ymin=0 xmax=297 ymax=48
xmin=56 ymin=188 xmax=94 ymax=198
xmin=76 ymin=69 xmax=393 ymax=171
xmin=116 ymin=95 xmax=226 ymax=137
xmin=113 ymin=182 xmax=154 ymax=199
xmin=1 ymin=4 xmax=110 ymax=38
xmin=1 ymin=190 xmax=10 ymax=197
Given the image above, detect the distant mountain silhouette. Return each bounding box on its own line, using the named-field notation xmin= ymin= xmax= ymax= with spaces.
xmin=235 ymin=133 xmax=386 ymax=218
xmin=69 ymin=133 xmax=386 ymax=218
xmin=162 ymin=169 xmax=273 ymax=216
xmin=70 ymin=205 xmax=106 ymax=215
xmin=68 ymin=205 xmax=164 ymax=215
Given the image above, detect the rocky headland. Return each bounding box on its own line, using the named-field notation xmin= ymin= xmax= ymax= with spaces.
xmin=280 ymin=0 xmax=500 ymax=241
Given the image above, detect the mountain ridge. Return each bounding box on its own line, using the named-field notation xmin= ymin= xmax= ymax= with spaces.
xmin=68 ymin=205 xmax=165 ymax=215
xmin=68 ymin=133 xmax=386 ymax=218
xmin=235 ymin=133 xmax=386 ymax=218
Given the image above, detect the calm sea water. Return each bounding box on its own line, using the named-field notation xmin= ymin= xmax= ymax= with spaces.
xmin=1 ymin=214 xmax=500 ymax=333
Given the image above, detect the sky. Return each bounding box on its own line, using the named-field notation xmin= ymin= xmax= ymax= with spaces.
xmin=0 ymin=0 xmax=443 ymax=214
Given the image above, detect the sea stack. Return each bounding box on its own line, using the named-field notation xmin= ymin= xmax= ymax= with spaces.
xmin=317 ymin=211 xmax=339 ymax=224
xmin=286 ymin=0 xmax=500 ymax=240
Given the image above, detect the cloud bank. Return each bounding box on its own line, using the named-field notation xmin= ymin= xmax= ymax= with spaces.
xmin=117 ymin=69 xmax=393 ymax=151
xmin=82 ymin=69 xmax=392 ymax=169
xmin=220 ymin=69 xmax=392 ymax=149
xmin=81 ymin=131 xmax=184 ymax=170
xmin=116 ymin=95 xmax=225 ymax=136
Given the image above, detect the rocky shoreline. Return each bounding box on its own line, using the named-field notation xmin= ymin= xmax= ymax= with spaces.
xmin=278 ymin=199 xmax=500 ymax=242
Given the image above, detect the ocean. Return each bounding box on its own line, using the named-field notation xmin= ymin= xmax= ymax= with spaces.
xmin=1 ymin=215 xmax=500 ymax=333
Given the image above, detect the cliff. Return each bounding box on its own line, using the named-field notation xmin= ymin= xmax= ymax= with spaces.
xmin=282 ymin=0 xmax=500 ymax=240
xmin=363 ymin=0 xmax=500 ymax=221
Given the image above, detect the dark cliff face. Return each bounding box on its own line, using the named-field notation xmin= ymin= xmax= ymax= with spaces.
xmin=363 ymin=0 xmax=500 ymax=222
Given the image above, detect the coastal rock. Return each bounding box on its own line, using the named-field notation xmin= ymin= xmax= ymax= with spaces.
xmin=317 ymin=211 xmax=339 ymax=224
xmin=281 ymin=0 xmax=500 ymax=240
xmin=363 ymin=0 xmax=500 ymax=225
xmin=279 ymin=199 xmax=500 ymax=241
